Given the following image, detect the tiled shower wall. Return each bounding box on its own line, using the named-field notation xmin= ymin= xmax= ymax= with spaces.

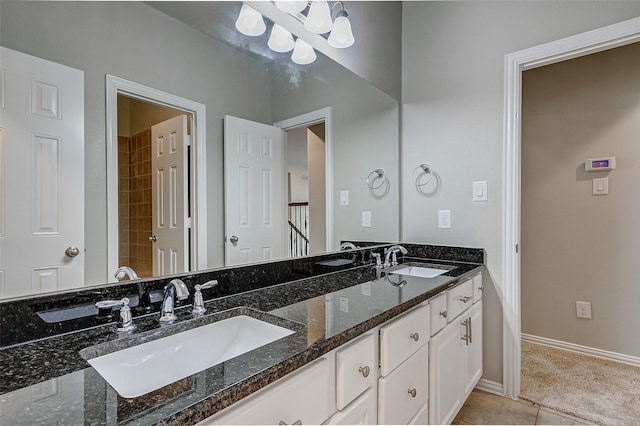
xmin=117 ymin=130 xmax=153 ymax=277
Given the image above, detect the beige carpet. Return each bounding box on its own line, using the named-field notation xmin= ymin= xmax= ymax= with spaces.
xmin=520 ymin=340 xmax=640 ymax=425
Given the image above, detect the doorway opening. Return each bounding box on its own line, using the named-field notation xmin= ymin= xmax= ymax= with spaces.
xmin=285 ymin=123 xmax=326 ymax=257
xmin=116 ymin=95 xmax=187 ymax=278
xmin=106 ymin=75 xmax=207 ymax=283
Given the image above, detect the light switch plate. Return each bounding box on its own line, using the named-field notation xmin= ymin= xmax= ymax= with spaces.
xmin=340 ymin=190 xmax=349 ymax=206
xmin=592 ymin=178 xmax=609 ymax=195
xmin=362 ymin=211 xmax=372 ymax=227
xmin=473 ymin=181 xmax=488 ymax=202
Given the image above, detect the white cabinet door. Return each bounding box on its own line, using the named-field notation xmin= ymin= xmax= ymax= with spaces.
xmin=378 ymin=345 xmax=428 ymax=425
xmin=463 ymin=300 xmax=483 ymax=397
xmin=325 ymin=388 xmax=376 ymax=425
xmin=336 ymin=333 xmax=376 ymax=410
xmin=203 ymin=357 xmax=331 ymax=425
xmin=379 ymin=304 xmax=429 ymax=377
xmin=429 ymin=319 xmax=464 ymax=425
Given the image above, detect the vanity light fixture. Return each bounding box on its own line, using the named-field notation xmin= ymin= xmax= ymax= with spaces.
xmin=327 ymin=2 xmax=354 ymax=48
xmin=268 ymin=23 xmax=296 ymax=53
xmin=274 ymin=0 xmax=307 ymax=14
xmin=304 ymin=0 xmax=333 ymax=34
xmin=235 ymin=3 xmax=266 ymax=36
xmin=291 ymin=38 xmax=317 ymax=64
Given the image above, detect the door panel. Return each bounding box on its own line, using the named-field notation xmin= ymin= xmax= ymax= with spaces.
xmin=151 ymin=114 xmax=189 ymax=276
xmin=224 ymin=115 xmax=286 ymax=266
xmin=0 ymin=47 xmax=84 ymax=298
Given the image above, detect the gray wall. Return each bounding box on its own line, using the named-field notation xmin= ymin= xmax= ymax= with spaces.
xmin=1 ymin=1 xmax=273 ymax=285
xmin=271 ymin=54 xmax=400 ymax=248
xmin=522 ymin=42 xmax=640 ymax=356
xmin=249 ymin=1 xmax=403 ymax=101
xmin=401 ymin=1 xmax=640 ymax=385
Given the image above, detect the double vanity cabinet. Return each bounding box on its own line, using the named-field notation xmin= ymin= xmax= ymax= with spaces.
xmin=203 ymin=273 xmax=483 ymax=425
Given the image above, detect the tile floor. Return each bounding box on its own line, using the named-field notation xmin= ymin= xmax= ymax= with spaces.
xmin=453 ymin=390 xmax=592 ymax=425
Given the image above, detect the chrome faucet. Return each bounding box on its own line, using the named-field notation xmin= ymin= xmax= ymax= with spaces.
xmin=192 ymin=280 xmax=219 ymax=315
xmin=159 ymin=279 xmax=190 ymax=323
xmin=340 ymin=242 xmax=357 ymax=250
xmin=384 ymin=245 xmax=408 ymax=267
xmin=114 ymin=266 xmax=139 ymax=280
xmin=95 ymin=297 xmax=135 ymax=332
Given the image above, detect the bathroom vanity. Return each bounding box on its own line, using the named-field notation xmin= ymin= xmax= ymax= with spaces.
xmin=0 ymin=244 xmax=484 ymax=425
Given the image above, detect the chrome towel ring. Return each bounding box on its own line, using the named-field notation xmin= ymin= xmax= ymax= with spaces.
xmin=366 ymin=168 xmax=388 ymax=190
xmin=412 ymin=163 xmax=434 ymax=187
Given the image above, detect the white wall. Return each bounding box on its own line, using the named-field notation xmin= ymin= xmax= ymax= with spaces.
xmin=307 ymin=124 xmax=327 ymax=255
xmin=522 ymin=42 xmax=640 ymax=356
xmin=401 ymin=1 xmax=640 ymax=385
xmin=287 ymin=127 xmax=310 ymax=203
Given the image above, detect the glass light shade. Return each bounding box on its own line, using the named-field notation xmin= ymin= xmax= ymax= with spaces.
xmin=274 ymin=1 xmax=307 ymax=14
xmin=304 ymin=1 xmax=333 ymax=34
xmin=327 ymin=16 xmax=355 ymax=48
xmin=234 ymin=4 xmax=266 ymax=37
xmin=291 ymin=38 xmax=317 ymax=65
xmin=268 ymin=24 xmax=295 ymax=53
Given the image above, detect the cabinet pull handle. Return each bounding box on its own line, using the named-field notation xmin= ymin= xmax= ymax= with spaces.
xmin=408 ymin=388 xmax=417 ymax=398
xmin=468 ymin=316 xmax=472 ymax=344
xmin=461 ymin=319 xmax=470 ymax=345
xmin=359 ymin=366 xmax=370 ymax=378
xmin=479 ymin=286 xmax=484 ymax=291
xmin=459 ymin=295 xmax=472 ymax=303
xmin=440 ymin=310 xmax=448 ymax=318
xmin=279 ymin=421 xmax=302 ymax=425
xmin=410 ymin=332 xmax=420 ymax=342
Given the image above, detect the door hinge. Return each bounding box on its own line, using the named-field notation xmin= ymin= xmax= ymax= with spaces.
xmin=515 ymin=243 xmax=519 ymax=253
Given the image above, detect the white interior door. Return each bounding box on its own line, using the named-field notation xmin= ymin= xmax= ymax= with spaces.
xmin=0 ymin=47 xmax=84 ymax=298
xmin=224 ymin=115 xmax=286 ymax=266
xmin=151 ymin=114 xmax=190 ymax=276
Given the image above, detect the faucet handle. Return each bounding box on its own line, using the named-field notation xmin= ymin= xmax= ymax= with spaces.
xmin=371 ymin=253 xmax=382 ymax=268
xmin=192 ymin=280 xmax=219 ymax=315
xmin=95 ymin=298 xmax=135 ymax=332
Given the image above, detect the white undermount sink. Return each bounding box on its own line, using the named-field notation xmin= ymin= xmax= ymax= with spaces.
xmin=390 ymin=266 xmax=449 ymax=278
xmin=87 ymin=315 xmax=294 ymax=398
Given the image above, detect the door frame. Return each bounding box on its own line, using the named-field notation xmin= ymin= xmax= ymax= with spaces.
xmin=105 ymin=75 xmax=207 ymax=282
xmin=502 ymin=17 xmax=640 ymax=398
xmin=274 ymin=107 xmax=333 ymax=252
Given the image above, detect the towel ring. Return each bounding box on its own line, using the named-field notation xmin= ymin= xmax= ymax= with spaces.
xmin=412 ymin=163 xmax=434 ymax=187
xmin=367 ymin=168 xmax=388 ymax=190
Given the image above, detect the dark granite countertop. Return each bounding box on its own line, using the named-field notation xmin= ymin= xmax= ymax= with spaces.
xmin=0 ymin=245 xmax=484 ymax=425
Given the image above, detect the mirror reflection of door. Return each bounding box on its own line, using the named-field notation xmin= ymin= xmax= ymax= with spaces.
xmin=0 ymin=47 xmax=85 ymax=298
xmin=286 ymin=124 xmax=326 ymax=257
xmin=116 ymin=96 xmax=192 ymax=278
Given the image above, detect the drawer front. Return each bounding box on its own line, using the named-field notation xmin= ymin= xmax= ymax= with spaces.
xmin=324 ymin=388 xmax=377 ymax=425
xmin=378 ymin=345 xmax=428 ymax=425
xmin=379 ymin=304 xmax=430 ymax=377
xmin=206 ymin=357 xmax=331 ymax=425
xmin=429 ymin=293 xmax=447 ymax=336
xmin=446 ymin=279 xmax=473 ymax=321
xmin=336 ymin=333 xmax=376 ymax=410
xmin=472 ymin=273 xmax=483 ymax=303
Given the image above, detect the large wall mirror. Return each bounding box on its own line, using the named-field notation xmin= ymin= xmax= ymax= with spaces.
xmin=0 ymin=1 xmax=399 ymax=298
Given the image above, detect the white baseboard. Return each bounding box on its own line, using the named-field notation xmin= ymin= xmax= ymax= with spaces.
xmin=522 ymin=333 xmax=640 ymax=368
xmin=475 ymin=378 xmax=504 ymax=396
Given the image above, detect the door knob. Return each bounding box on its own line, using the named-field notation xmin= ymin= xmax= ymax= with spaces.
xmin=230 ymin=235 xmax=239 ymax=244
xmin=408 ymin=388 xmax=417 ymax=398
xmin=65 ymin=246 xmax=80 ymax=258
xmin=148 ymin=235 xmax=157 ymax=242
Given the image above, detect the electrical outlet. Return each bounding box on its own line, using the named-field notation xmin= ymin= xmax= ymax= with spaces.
xmin=576 ymin=301 xmax=592 ymax=319
xmin=438 ymin=210 xmax=451 ymax=229
xmin=361 ymin=211 xmax=372 ymax=227
xmin=340 ymin=296 xmax=349 ymax=312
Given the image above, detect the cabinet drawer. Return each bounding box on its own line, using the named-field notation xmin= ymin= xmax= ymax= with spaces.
xmin=472 ymin=274 xmax=483 ymax=303
xmin=378 ymin=345 xmax=428 ymax=425
xmin=446 ymin=279 xmax=473 ymax=321
xmin=379 ymin=304 xmax=430 ymax=377
xmin=336 ymin=333 xmax=376 ymax=410
xmin=429 ymin=293 xmax=447 ymax=336
xmin=205 ymin=357 xmax=331 ymax=425
xmin=324 ymin=388 xmax=377 ymax=425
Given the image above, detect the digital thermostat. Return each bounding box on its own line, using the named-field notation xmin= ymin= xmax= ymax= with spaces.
xmin=585 ymin=157 xmax=616 ymax=172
